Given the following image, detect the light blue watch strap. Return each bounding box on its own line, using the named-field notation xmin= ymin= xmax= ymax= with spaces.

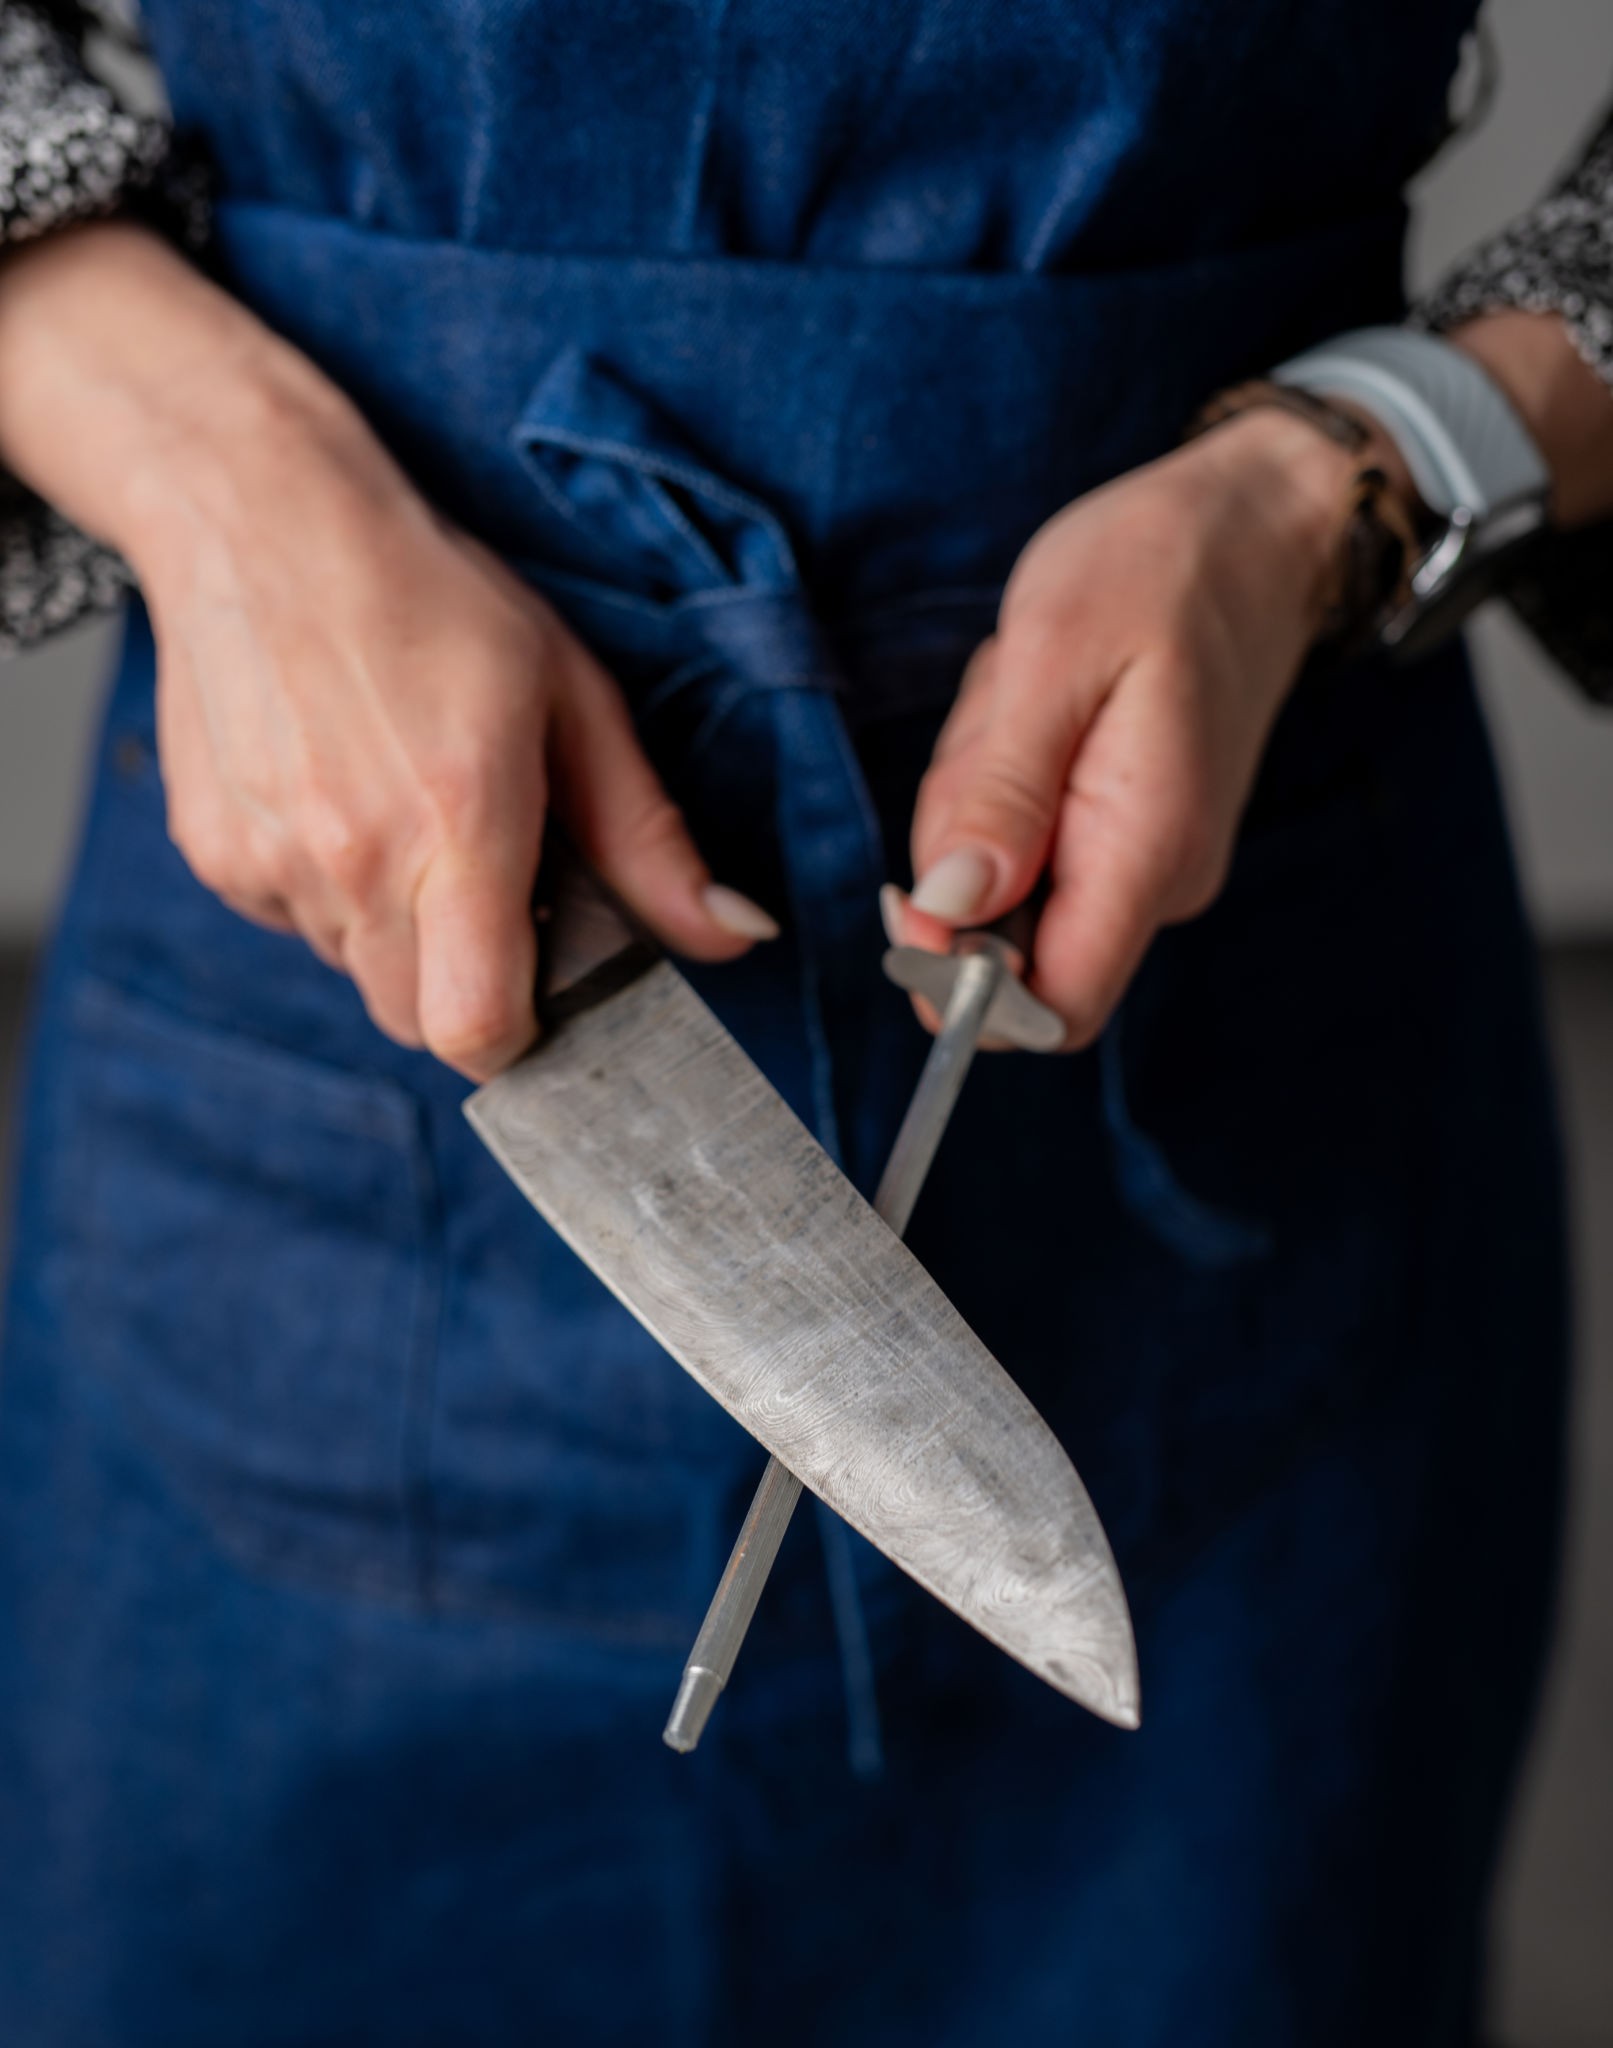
xmin=1273 ymin=326 xmax=1549 ymax=519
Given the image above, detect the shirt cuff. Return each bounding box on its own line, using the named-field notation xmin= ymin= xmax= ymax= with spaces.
xmin=1413 ymin=109 xmax=1613 ymax=386
xmin=1411 ymin=105 xmax=1613 ymax=699
xmin=0 ymin=2 xmax=209 ymax=658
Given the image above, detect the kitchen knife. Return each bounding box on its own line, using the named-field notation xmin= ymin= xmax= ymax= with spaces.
xmin=663 ymin=911 xmax=1072 ymax=1752
xmin=463 ymin=852 xmax=1139 ymax=1732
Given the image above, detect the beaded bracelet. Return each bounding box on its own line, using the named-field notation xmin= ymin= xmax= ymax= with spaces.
xmin=1187 ymin=379 xmax=1426 ymax=659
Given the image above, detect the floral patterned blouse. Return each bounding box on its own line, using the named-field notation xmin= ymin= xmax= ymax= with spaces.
xmin=3 ymin=0 xmax=1611 ymax=696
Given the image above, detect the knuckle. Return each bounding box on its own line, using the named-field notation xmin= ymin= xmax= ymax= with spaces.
xmin=997 ymin=586 xmax=1058 ymax=644
xmin=225 ymin=755 xmax=280 ymax=817
xmin=997 ymin=603 xmax=1076 ymax=679
xmin=299 ymin=793 xmax=385 ymax=900
xmin=422 ymin=748 xmax=498 ymax=839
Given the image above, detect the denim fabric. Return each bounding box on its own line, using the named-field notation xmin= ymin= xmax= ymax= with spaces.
xmin=139 ymin=0 xmax=1478 ymax=271
xmin=0 ymin=4 xmax=1569 ymax=2043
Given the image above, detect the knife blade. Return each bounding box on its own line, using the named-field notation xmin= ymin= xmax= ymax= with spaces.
xmin=661 ymin=915 xmax=1073 ymax=1752
xmin=463 ymin=853 xmax=1139 ymax=1730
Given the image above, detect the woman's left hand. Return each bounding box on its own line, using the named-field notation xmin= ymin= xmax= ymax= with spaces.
xmin=889 ymin=406 xmax=1362 ymax=1047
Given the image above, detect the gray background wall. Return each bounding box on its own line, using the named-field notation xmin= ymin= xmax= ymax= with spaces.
xmin=1407 ymin=0 xmax=1613 ymax=938
xmin=3 ymin=0 xmax=1613 ymax=942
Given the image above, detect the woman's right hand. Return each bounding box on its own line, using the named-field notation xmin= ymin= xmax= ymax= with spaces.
xmin=0 ymin=223 xmax=776 ymax=1078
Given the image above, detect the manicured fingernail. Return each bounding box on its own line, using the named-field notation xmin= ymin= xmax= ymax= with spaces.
xmin=878 ymin=883 xmax=907 ymax=948
xmin=703 ymin=884 xmax=780 ymax=941
xmin=909 ymin=847 xmax=993 ymax=922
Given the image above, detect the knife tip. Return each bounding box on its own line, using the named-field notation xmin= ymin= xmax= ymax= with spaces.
xmin=1039 ymin=1655 xmax=1142 ymax=1731
xmin=1040 ymin=1593 xmax=1142 ymax=1731
xmin=1108 ymin=1632 xmax=1143 ymax=1731
xmin=1082 ymin=1653 xmax=1142 ymax=1732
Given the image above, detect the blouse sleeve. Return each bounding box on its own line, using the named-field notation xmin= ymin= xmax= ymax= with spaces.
xmin=0 ymin=2 xmax=206 ymax=658
xmin=1415 ymin=103 xmax=1613 ymax=703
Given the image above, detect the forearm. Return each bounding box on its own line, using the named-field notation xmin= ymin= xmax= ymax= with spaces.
xmin=0 ymin=219 xmax=372 ymax=582
xmin=1443 ymin=309 xmax=1613 ymax=530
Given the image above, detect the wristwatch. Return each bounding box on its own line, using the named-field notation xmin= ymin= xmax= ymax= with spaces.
xmin=1272 ymin=326 xmax=1552 ymax=658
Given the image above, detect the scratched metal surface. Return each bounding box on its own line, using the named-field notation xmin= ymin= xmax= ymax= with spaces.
xmin=466 ymin=961 xmax=1139 ymax=1728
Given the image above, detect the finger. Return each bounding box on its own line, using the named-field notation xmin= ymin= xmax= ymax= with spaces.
xmin=1026 ymin=664 xmax=1208 ymax=1049
xmin=158 ymin=678 xmax=303 ymax=941
xmin=1029 ymin=821 xmax=1167 ymax=1051
xmin=880 ymin=887 xmax=1028 ymax=1052
xmin=879 ymin=886 xmax=949 ymax=1034
xmin=412 ymin=843 xmax=539 ymax=1080
xmin=340 ymin=908 xmax=424 ymax=1050
xmin=155 ymin=651 xmax=241 ymax=891
xmin=551 ymin=658 xmax=778 ymax=959
xmin=877 ymin=879 xmax=959 ymax=960
xmin=908 ymin=630 xmax=1112 ymax=930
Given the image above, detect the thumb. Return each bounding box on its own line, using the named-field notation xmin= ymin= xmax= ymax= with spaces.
xmin=551 ymin=653 xmax=779 ymax=959
xmin=909 ymin=633 xmax=1102 ymax=927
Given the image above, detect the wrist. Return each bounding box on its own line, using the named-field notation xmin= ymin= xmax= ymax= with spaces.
xmin=1187 ymin=406 xmax=1362 ymax=633
xmin=115 ymin=331 xmax=396 ymax=595
xmin=0 ymin=220 xmax=389 ymax=583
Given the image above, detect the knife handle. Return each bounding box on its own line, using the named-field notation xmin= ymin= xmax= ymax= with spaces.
xmin=534 ymin=834 xmax=660 ymax=1024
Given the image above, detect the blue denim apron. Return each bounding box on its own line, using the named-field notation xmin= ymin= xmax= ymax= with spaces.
xmin=0 ymin=3 xmax=1569 ymax=2042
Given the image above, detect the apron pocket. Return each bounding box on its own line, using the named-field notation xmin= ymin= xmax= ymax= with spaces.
xmin=44 ymin=979 xmax=438 ymax=1603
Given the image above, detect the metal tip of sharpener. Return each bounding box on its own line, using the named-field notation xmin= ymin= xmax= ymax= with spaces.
xmin=662 ymin=1665 xmax=724 ymax=1753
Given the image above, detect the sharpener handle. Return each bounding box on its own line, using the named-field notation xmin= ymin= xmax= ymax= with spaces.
xmin=882 ymin=906 xmax=1064 ymax=1053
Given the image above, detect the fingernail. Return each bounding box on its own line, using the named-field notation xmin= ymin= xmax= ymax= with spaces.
xmin=702 ymin=884 xmax=780 ymax=941
xmin=909 ymin=847 xmax=993 ymax=922
xmin=878 ymin=883 xmax=907 ymax=948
